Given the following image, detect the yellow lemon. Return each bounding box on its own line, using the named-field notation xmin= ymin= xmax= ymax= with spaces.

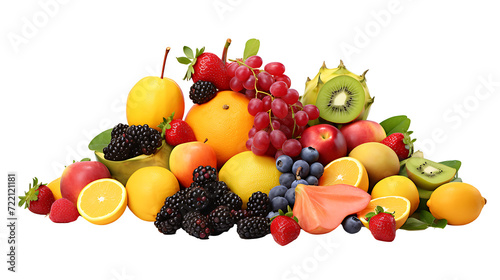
xmin=357 ymin=196 xmax=411 ymax=230
xmin=126 ymin=166 xmax=179 ymax=221
xmin=219 ymin=151 xmax=280 ymax=207
xmin=77 ymin=178 xmax=127 ymax=225
xmin=427 ymin=182 xmax=486 ymax=225
xmin=47 ymin=177 xmax=62 ymax=200
xmin=371 ymin=175 xmax=420 ymax=215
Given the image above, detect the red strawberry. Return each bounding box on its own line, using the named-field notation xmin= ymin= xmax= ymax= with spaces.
xmin=381 ymin=132 xmax=415 ymax=161
xmin=177 ymin=39 xmax=231 ymax=90
xmin=366 ymin=206 xmax=396 ymax=242
xmin=270 ymin=208 xmax=301 ymax=246
xmin=158 ymin=112 xmax=196 ymax=146
xmin=18 ymin=177 xmax=55 ymax=215
xmin=49 ymin=198 xmax=79 ymax=223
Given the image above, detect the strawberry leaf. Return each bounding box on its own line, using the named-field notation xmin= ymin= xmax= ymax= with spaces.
xmin=158 ymin=112 xmax=175 ymax=138
xmin=183 ymin=46 xmax=194 ymax=59
xmin=177 ymin=57 xmax=191 ymax=65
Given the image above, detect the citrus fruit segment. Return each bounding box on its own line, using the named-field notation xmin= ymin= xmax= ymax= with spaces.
xmin=357 ymin=196 xmax=411 ymax=230
xmin=319 ymin=157 xmax=369 ymax=192
xmin=77 ymin=178 xmax=127 ymax=225
xmin=371 ymin=175 xmax=420 ymax=215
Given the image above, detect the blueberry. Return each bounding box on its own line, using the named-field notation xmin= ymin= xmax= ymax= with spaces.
xmin=271 ymin=197 xmax=289 ymax=212
xmin=291 ymin=179 xmax=308 ymax=189
xmin=269 ymin=185 xmax=287 ymax=200
xmin=310 ymin=162 xmax=324 ymax=178
xmin=341 ymin=214 xmax=362 ymax=234
xmin=266 ymin=211 xmax=278 ymax=219
xmin=279 ymin=173 xmax=295 ymax=188
xmin=300 ymin=147 xmax=319 ymax=163
xmin=276 ymin=155 xmax=293 ymax=173
xmin=292 ymin=160 xmax=310 ymax=178
xmin=305 ymin=175 xmax=318 ymax=186
xmin=284 ymin=188 xmax=295 ymax=206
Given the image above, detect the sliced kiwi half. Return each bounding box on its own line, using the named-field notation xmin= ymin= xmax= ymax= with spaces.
xmin=406 ymin=157 xmax=457 ymax=191
xmin=315 ymin=75 xmax=365 ymax=124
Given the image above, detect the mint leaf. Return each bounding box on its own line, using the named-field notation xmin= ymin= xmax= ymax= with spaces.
xmin=243 ymin=39 xmax=260 ymax=60
xmin=380 ymin=115 xmax=411 ymax=135
xmin=88 ymin=128 xmax=113 ymax=153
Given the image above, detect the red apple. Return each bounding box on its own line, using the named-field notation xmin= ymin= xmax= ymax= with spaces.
xmin=169 ymin=141 xmax=217 ymax=188
xmin=299 ymin=124 xmax=347 ymax=166
xmin=340 ymin=120 xmax=387 ymax=153
xmin=60 ymin=161 xmax=111 ymax=205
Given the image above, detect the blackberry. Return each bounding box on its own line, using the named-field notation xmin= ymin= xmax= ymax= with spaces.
xmin=154 ymin=190 xmax=187 ymax=234
xmin=192 ymin=166 xmax=218 ymax=186
xmin=205 ymin=181 xmax=230 ymax=202
xmin=183 ymin=185 xmax=211 ymax=212
xmin=103 ymin=135 xmax=132 ymax=161
xmin=231 ymin=209 xmax=251 ymax=222
xmin=208 ymin=206 xmax=234 ymax=235
xmin=189 ymin=81 xmax=217 ymax=105
xmin=217 ymin=191 xmax=242 ymax=211
xmin=236 ymin=216 xmax=270 ymax=239
xmin=125 ymin=124 xmax=162 ymax=155
xmin=246 ymin=191 xmax=270 ymax=218
xmin=182 ymin=211 xmax=211 ymax=239
xmin=111 ymin=123 xmax=129 ymax=138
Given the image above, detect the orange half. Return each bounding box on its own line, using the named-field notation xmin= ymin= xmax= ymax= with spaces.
xmin=77 ymin=178 xmax=127 ymax=225
xmin=357 ymin=196 xmax=411 ymax=230
xmin=319 ymin=157 xmax=369 ymax=192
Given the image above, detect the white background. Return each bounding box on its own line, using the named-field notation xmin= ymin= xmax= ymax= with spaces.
xmin=1 ymin=0 xmax=499 ymax=279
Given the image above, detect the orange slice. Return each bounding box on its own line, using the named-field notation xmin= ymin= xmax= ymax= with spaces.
xmin=357 ymin=196 xmax=411 ymax=230
xmin=77 ymin=178 xmax=127 ymax=225
xmin=319 ymin=157 xmax=369 ymax=192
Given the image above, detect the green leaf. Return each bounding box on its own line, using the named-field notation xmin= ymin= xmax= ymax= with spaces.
xmin=380 ymin=115 xmax=411 ymax=135
xmin=433 ymin=219 xmax=447 ymax=229
xmin=176 ymin=57 xmax=192 ymax=65
xmin=439 ymin=160 xmax=461 ymax=172
xmin=183 ymin=46 xmax=194 ymax=59
xmin=451 ymin=177 xmax=462 ymax=183
xmin=419 ymin=210 xmax=435 ymax=225
xmin=243 ymin=38 xmax=260 ymax=60
xmin=400 ymin=218 xmax=429 ymax=230
xmin=88 ymin=128 xmax=113 ymax=153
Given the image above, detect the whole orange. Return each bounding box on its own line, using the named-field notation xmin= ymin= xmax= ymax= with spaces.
xmin=185 ymin=91 xmax=253 ymax=168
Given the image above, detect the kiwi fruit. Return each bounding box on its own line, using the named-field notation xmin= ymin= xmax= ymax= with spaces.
xmin=406 ymin=157 xmax=457 ymax=191
xmin=315 ymin=75 xmax=366 ymax=124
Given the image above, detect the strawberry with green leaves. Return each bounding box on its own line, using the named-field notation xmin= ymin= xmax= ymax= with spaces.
xmin=158 ymin=112 xmax=196 ymax=146
xmin=365 ymin=206 xmax=397 ymax=242
xmin=177 ymin=39 xmax=231 ymax=90
xmin=19 ymin=177 xmax=55 ymax=215
xmin=270 ymin=207 xmax=301 ymax=246
xmin=381 ymin=132 xmax=416 ymax=161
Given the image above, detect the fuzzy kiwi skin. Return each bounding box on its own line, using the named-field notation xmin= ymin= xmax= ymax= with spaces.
xmin=405 ymin=157 xmax=456 ymax=191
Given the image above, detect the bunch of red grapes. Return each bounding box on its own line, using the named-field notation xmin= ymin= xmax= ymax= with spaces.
xmin=227 ymin=55 xmax=320 ymax=158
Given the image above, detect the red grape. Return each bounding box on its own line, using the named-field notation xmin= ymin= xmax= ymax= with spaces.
xmin=245 ymin=55 xmax=263 ymax=68
xmin=227 ymin=61 xmax=239 ymax=78
xmin=243 ymin=75 xmax=256 ymax=90
xmin=254 ymin=111 xmax=270 ymax=130
xmin=275 ymin=75 xmax=291 ymax=87
xmin=279 ymin=125 xmax=292 ymax=139
xmin=274 ymin=150 xmax=285 ymax=160
xmin=251 ymin=144 xmax=267 ymax=156
xmin=230 ymin=77 xmax=244 ymax=92
xmin=291 ymin=101 xmax=303 ymax=113
xmin=248 ymin=98 xmax=264 ymax=116
xmin=245 ymin=89 xmax=256 ymax=99
xmin=271 ymin=98 xmax=288 ymax=119
xmin=265 ymin=145 xmax=277 ymax=157
xmin=282 ymin=139 xmax=302 ymax=158
xmin=257 ymin=72 xmax=274 ymax=91
xmin=270 ymin=130 xmax=287 ymax=150
xmin=253 ymin=130 xmax=270 ymax=151
xmin=294 ymin=110 xmax=309 ymax=126
xmin=264 ymin=62 xmax=285 ymax=76
xmin=262 ymin=95 xmax=272 ymax=112
xmin=246 ymin=138 xmax=253 ymax=150
xmin=303 ymin=104 xmax=320 ymax=120
xmin=235 ymin=65 xmax=251 ymax=81
xmin=282 ymin=88 xmax=300 ymax=105
xmin=271 ymin=119 xmax=281 ymax=130
xmin=270 ymin=81 xmax=288 ymax=97
xmin=248 ymin=126 xmax=258 ymax=138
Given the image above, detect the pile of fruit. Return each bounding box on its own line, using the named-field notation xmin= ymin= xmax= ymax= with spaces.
xmin=20 ymin=39 xmax=486 ymax=244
